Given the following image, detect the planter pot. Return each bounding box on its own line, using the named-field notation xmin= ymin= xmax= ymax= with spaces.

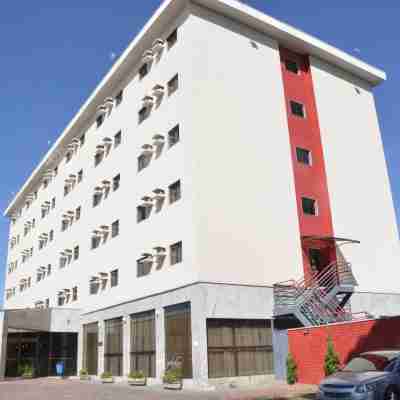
xmin=80 ymin=375 xmax=90 ymax=381
xmin=101 ymin=377 xmax=114 ymax=384
xmin=22 ymin=374 xmax=34 ymax=379
xmin=163 ymin=381 xmax=182 ymax=390
xmin=128 ymin=378 xmax=147 ymax=386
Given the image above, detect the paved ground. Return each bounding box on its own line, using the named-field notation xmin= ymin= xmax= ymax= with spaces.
xmin=0 ymin=378 xmax=317 ymax=400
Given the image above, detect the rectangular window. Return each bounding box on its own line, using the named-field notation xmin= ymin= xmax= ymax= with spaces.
xmin=91 ymin=236 xmax=101 ymax=250
xmin=49 ymin=230 xmax=54 ymax=242
xmin=47 ymin=264 xmax=52 ymax=276
xmin=78 ymin=169 xmax=83 ymax=183
xmin=290 ymin=100 xmax=305 ymax=118
xmin=94 ymin=152 xmax=103 ymax=167
xmin=115 ymin=90 xmax=123 ymax=106
xmin=104 ymin=318 xmax=123 ymax=377
xmin=65 ymin=152 xmax=72 ymax=163
xmin=80 ymin=133 xmax=85 ymax=147
xmin=111 ymin=220 xmax=119 ymax=238
xmin=75 ymin=206 xmax=81 ymax=221
xmin=170 ymin=241 xmax=182 ymax=265
xmin=110 ymin=269 xmax=119 ymax=287
xmin=137 ymin=206 xmax=150 ymax=223
xmin=72 ymin=286 xmax=78 ymax=302
xmin=168 ymin=124 xmax=180 ymax=148
xmin=302 ymin=197 xmax=317 ymax=216
xmin=167 ymin=29 xmax=177 ymax=49
xmin=93 ymin=193 xmax=102 ymax=207
xmin=51 ymin=197 xmax=56 ymax=209
xmin=137 ymin=154 xmax=148 ymax=172
xmin=137 ymin=258 xmax=152 ymax=277
xmin=130 ymin=311 xmax=156 ymax=378
xmin=96 ymin=114 xmax=104 ymax=128
xmin=139 ymin=64 xmax=148 ymax=80
xmin=296 ymin=147 xmax=311 ymax=165
xmin=45 ymin=298 xmax=50 ymax=308
xmin=60 ymin=257 xmax=67 ymax=269
xmin=114 ymin=131 xmax=122 ymax=148
xmin=138 ymin=107 xmax=149 ymax=124
xmin=53 ymin=167 xmax=58 ymax=177
xmin=169 ymin=180 xmax=181 ymax=204
xmin=64 ymin=185 xmax=70 ymax=197
xmin=74 ymin=245 xmax=80 ymax=261
xmin=285 ymin=59 xmax=299 ymax=74
xmin=113 ymin=174 xmax=120 ymax=191
xmin=168 ymin=74 xmax=179 ymax=96
xmin=61 ymin=219 xmax=68 ymax=232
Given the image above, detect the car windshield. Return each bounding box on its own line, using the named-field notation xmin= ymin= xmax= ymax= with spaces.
xmin=343 ymin=354 xmax=390 ymax=372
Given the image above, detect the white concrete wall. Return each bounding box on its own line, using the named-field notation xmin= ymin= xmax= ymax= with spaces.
xmin=184 ymin=4 xmax=303 ymax=285
xmin=311 ymin=57 xmax=400 ymax=293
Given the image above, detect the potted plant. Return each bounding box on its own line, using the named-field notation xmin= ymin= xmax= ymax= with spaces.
xmin=20 ymin=364 xmax=34 ymax=379
xmin=127 ymin=370 xmax=147 ymax=386
xmin=79 ymin=368 xmax=90 ymax=381
xmin=163 ymin=367 xmax=183 ymax=390
xmin=100 ymin=371 xmax=114 ymax=384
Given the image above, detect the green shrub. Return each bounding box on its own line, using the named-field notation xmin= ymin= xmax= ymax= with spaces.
xmin=324 ymin=336 xmax=340 ymax=376
xmin=163 ymin=367 xmax=183 ymax=384
xmin=286 ymin=353 xmax=297 ymax=385
xmin=101 ymin=371 xmax=113 ymax=379
xmin=128 ymin=370 xmax=145 ymax=379
xmin=79 ymin=368 xmax=88 ymax=376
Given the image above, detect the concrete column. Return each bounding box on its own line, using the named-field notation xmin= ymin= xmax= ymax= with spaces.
xmin=98 ymin=320 xmax=105 ymax=376
xmin=190 ymin=288 xmax=209 ymax=385
xmin=155 ymin=307 xmax=165 ymax=382
xmin=0 ymin=311 xmax=8 ymax=380
xmin=122 ymin=315 xmax=131 ymax=377
xmin=76 ymin=324 xmax=84 ymax=375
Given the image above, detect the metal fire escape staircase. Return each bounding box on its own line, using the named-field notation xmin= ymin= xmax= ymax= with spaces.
xmin=273 ymin=262 xmax=371 ymax=327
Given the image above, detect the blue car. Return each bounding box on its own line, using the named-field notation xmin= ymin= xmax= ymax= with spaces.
xmin=317 ymin=350 xmax=400 ymax=400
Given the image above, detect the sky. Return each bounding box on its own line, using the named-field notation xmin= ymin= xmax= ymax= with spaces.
xmin=0 ymin=1 xmax=399 ymax=306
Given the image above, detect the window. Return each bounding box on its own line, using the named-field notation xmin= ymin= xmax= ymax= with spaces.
xmin=75 ymin=206 xmax=81 ymax=221
xmin=110 ymin=269 xmax=119 ymax=287
xmin=61 ymin=219 xmax=68 ymax=232
xmin=111 ymin=220 xmax=119 ymax=238
xmin=58 ymin=295 xmax=65 ymax=307
xmin=91 ymin=236 xmax=101 ymax=250
xmin=49 ymin=230 xmax=54 ymax=242
xmin=64 ymin=185 xmax=70 ymax=197
xmin=93 ymin=193 xmax=102 ymax=207
xmin=65 ymin=152 xmax=72 ymax=163
xmin=96 ymin=114 xmax=104 ymax=128
xmin=89 ymin=281 xmax=98 ymax=295
xmin=80 ymin=134 xmax=85 ymax=147
xmin=94 ymin=152 xmax=103 ymax=167
xmin=137 ymin=258 xmax=151 ymax=277
xmin=104 ymin=318 xmax=123 ymax=377
xmin=114 ymin=131 xmax=122 ymax=148
xmin=296 ymin=147 xmax=311 ymax=165
xmin=169 ymin=180 xmax=181 ymax=204
xmin=78 ymin=169 xmax=83 ymax=183
xmin=139 ymin=64 xmax=148 ymax=80
xmin=168 ymin=74 xmax=179 ymax=96
xmin=60 ymin=257 xmax=67 ymax=269
xmin=115 ymin=90 xmax=123 ymax=106
xmin=167 ymin=29 xmax=177 ymax=49
xmin=74 ymin=245 xmax=80 ymax=261
xmin=45 ymin=298 xmax=50 ymax=308
xmin=47 ymin=264 xmax=52 ymax=276
xmin=32 ymin=219 xmax=35 ymax=229
xmin=137 ymin=206 xmax=150 ymax=223
xmin=168 ymin=125 xmax=180 ymax=148
xmin=170 ymin=241 xmax=182 ymax=265
xmin=53 ymin=167 xmax=58 ymax=177
xmin=137 ymin=154 xmax=148 ymax=172
xmin=290 ymin=101 xmax=305 ymax=118
xmin=302 ymin=197 xmax=317 ymax=216
xmin=113 ymin=174 xmax=120 ymax=191
xmin=51 ymin=197 xmax=56 ymax=209
xmin=138 ymin=107 xmax=149 ymax=124
xmin=285 ymin=59 xmax=299 ymax=74
xmin=72 ymin=286 xmax=78 ymax=302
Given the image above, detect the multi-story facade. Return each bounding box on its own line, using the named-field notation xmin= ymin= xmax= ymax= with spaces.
xmin=1 ymin=0 xmax=400 ymax=385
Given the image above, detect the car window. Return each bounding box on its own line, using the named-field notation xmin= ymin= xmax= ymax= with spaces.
xmin=343 ymin=355 xmax=390 ymax=372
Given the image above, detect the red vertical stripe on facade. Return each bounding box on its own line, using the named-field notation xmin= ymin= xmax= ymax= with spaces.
xmin=279 ymin=47 xmax=335 ymax=276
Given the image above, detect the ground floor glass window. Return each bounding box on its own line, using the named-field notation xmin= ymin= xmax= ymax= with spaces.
xmin=104 ymin=317 xmax=123 ymax=376
xmin=83 ymin=322 xmax=98 ymax=375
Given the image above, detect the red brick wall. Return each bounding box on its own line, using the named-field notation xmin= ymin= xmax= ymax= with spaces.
xmin=288 ymin=317 xmax=400 ymax=384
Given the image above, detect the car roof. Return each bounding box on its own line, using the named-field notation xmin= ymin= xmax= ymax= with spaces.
xmin=360 ymin=350 xmax=400 ymax=360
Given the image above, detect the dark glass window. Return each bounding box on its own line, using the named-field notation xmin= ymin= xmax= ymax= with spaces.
xmin=94 ymin=152 xmax=103 ymax=167
xmin=130 ymin=311 xmax=156 ymax=378
xmin=111 ymin=220 xmax=119 ymax=238
xmin=296 ymin=147 xmax=311 ymax=165
xmin=115 ymin=90 xmax=123 ymax=106
xmin=49 ymin=230 xmax=54 ymax=242
xmin=78 ymin=169 xmax=83 ymax=183
xmin=139 ymin=64 xmax=148 ymax=80
xmin=138 ymin=107 xmax=149 ymax=124
xmin=51 ymin=197 xmax=56 ymax=209
xmin=73 ymin=246 xmax=79 ymax=261
xmin=75 ymin=206 xmax=81 ymax=221
xmin=168 ymin=125 xmax=180 ymax=148
xmin=114 ymin=131 xmax=122 ymax=148
xmin=138 ymin=154 xmax=149 ymax=172
xmin=302 ymin=197 xmax=317 ymax=215
xmin=80 ymin=134 xmax=85 ymax=147
xmin=170 ymin=241 xmax=182 ymax=265
xmin=290 ymin=101 xmax=305 ymax=118
xmin=91 ymin=236 xmax=101 ymax=250
xmin=285 ymin=59 xmax=299 ymax=74
xmin=110 ymin=269 xmax=119 ymax=287
xmin=65 ymin=152 xmax=72 ymax=163
xmin=96 ymin=114 xmax=104 ymax=128
xmin=169 ymin=180 xmax=181 ymax=204
xmin=137 ymin=206 xmax=150 ymax=223
xmin=137 ymin=258 xmax=152 ymax=277
xmin=104 ymin=318 xmax=123 ymax=376
xmin=113 ymin=174 xmax=120 ymax=192
xmin=167 ymin=29 xmax=178 ymax=49
xmin=168 ymin=74 xmax=179 ymax=96
xmin=93 ymin=193 xmax=102 ymax=207
xmin=83 ymin=323 xmax=99 ymax=375
xmin=72 ymin=286 xmax=78 ymax=302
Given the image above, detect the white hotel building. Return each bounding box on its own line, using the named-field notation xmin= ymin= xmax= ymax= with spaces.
xmin=1 ymin=0 xmax=400 ymax=385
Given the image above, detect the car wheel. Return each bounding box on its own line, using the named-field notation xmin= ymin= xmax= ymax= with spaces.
xmin=385 ymin=387 xmax=400 ymax=400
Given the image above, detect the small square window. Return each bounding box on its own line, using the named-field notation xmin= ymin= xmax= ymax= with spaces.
xmin=302 ymin=197 xmax=317 ymax=216
xmin=169 ymin=180 xmax=181 ymax=204
xmin=296 ymin=147 xmax=311 ymax=165
xmin=113 ymin=174 xmax=120 ymax=191
xmin=168 ymin=125 xmax=180 ymax=148
xmin=111 ymin=220 xmax=119 ymax=238
xmin=137 ymin=206 xmax=150 ymax=223
xmin=285 ymin=59 xmax=299 ymax=74
xmin=137 ymin=258 xmax=151 ymax=277
xmin=74 ymin=245 xmax=80 ymax=261
xmin=78 ymin=169 xmax=83 ymax=183
xmin=115 ymin=90 xmax=123 ymax=106
xmin=167 ymin=29 xmax=177 ymax=49
xmin=138 ymin=107 xmax=149 ymax=124
xmin=139 ymin=64 xmax=148 ymax=80
xmin=170 ymin=241 xmax=182 ymax=265
xmin=110 ymin=269 xmax=119 ymax=287
xmin=96 ymin=114 xmax=104 ymax=128
xmin=79 ymin=134 xmax=85 ymax=147
xmin=168 ymin=74 xmax=179 ymax=96
xmin=114 ymin=131 xmax=122 ymax=148
xmin=290 ymin=101 xmax=305 ymax=118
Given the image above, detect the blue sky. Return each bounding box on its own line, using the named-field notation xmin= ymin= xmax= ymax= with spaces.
xmin=0 ymin=1 xmax=399 ymax=306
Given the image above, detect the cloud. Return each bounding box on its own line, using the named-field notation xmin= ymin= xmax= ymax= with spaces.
xmin=109 ymin=51 xmax=117 ymax=61
xmin=353 ymin=48 xmax=361 ymax=53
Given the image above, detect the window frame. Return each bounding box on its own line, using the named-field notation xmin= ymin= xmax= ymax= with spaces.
xmin=301 ymin=197 xmax=318 ymax=216
xmin=290 ymin=100 xmax=306 ymax=118
xmin=170 ymin=241 xmax=182 ymax=265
